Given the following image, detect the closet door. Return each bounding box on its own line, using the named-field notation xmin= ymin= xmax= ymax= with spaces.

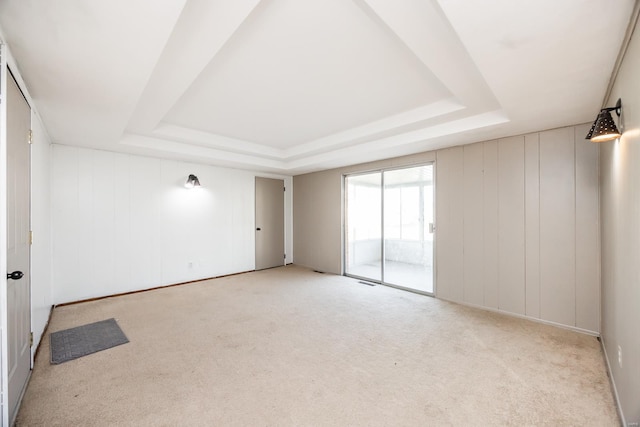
xmin=5 ymin=70 xmax=32 ymax=426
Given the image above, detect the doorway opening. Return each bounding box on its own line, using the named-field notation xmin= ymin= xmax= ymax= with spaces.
xmin=344 ymin=164 xmax=434 ymax=295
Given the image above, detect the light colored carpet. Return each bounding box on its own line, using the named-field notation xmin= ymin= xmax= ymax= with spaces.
xmin=17 ymin=265 xmax=618 ymax=426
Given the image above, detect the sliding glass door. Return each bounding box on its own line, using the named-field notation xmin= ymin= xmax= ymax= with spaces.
xmin=345 ymin=164 xmax=434 ymax=294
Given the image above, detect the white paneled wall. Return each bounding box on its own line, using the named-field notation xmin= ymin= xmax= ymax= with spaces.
xmin=600 ymin=18 xmax=640 ymax=419
xmin=497 ymin=136 xmax=525 ymax=314
xmin=539 ymin=128 xmax=576 ymax=327
xmin=30 ymin=113 xmax=53 ymax=359
xmin=52 ymin=145 xmax=268 ymax=304
xmin=435 ymin=148 xmax=464 ymax=302
xmin=575 ymin=135 xmax=599 ymax=332
xmin=436 ymin=124 xmax=600 ymax=332
xmin=462 ymin=143 xmax=483 ymax=306
xmin=524 ymin=134 xmax=540 ymax=317
xmin=482 ymin=140 xmax=499 ymax=309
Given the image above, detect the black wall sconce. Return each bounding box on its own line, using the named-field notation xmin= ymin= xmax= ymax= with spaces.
xmin=586 ymin=98 xmax=622 ymax=142
xmin=185 ymin=174 xmax=201 ymax=189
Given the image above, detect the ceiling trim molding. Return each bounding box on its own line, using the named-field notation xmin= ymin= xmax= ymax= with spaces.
xmin=153 ymin=98 xmax=468 ymax=160
xmin=284 ymin=98 xmax=466 ymax=158
xmin=122 ymin=109 xmax=508 ymax=173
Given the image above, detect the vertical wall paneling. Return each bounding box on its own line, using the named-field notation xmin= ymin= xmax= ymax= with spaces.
xmin=315 ymin=172 xmax=342 ymax=273
xmin=524 ymin=133 xmax=541 ymax=318
xmin=235 ymin=171 xmax=258 ymax=273
xmin=52 ymin=145 xmax=78 ymax=302
xmin=156 ymin=161 xmax=257 ymax=285
xmin=129 ymin=155 xmax=162 ymax=291
xmin=91 ymin=151 xmax=116 ymax=293
xmin=293 ymin=174 xmax=314 ymax=267
xmin=539 ymin=128 xmax=576 ymax=326
xmin=216 ymin=167 xmax=255 ymax=275
xmin=29 ymin=113 xmax=53 ymax=359
xmin=574 ymin=124 xmax=600 ymax=332
xmin=497 ymin=137 xmax=526 ymax=314
xmin=435 ymin=147 xmax=464 ymax=301
xmin=294 ymin=173 xmax=331 ymax=272
xmin=76 ymin=149 xmax=94 ymax=293
xmin=292 ymin=123 xmax=599 ymax=333
xmin=483 ymin=140 xmax=499 ymax=309
xmin=284 ymin=176 xmax=294 ymax=265
xmin=160 ymin=160 xmax=196 ymax=285
xmin=113 ymin=153 xmax=132 ymax=293
xmin=463 ymin=143 xmax=484 ymax=306
xmin=52 ymin=146 xmax=264 ymax=303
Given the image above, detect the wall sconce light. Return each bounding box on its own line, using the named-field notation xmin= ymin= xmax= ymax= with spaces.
xmin=586 ymin=98 xmax=622 ymax=142
xmin=185 ymin=174 xmax=201 ymax=189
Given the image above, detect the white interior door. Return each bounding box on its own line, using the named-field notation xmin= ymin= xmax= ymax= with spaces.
xmin=5 ymin=71 xmax=31 ymax=425
xmin=255 ymin=177 xmax=284 ymax=270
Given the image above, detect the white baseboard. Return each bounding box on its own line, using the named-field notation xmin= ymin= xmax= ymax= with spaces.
xmin=600 ymin=336 xmax=626 ymax=426
xmin=436 ymin=297 xmax=600 ymax=336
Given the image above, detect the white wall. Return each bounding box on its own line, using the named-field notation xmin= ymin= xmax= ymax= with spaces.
xmin=599 ymin=9 xmax=640 ymax=424
xmin=52 ymin=145 xmax=292 ymax=304
xmin=30 ymin=112 xmax=53 ymax=360
xmin=293 ymin=124 xmax=600 ymax=333
xmin=435 ymin=126 xmax=600 ymax=333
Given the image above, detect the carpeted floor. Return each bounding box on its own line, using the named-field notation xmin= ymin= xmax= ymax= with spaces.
xmin=17 ymin=265 xmax=618 ymax=426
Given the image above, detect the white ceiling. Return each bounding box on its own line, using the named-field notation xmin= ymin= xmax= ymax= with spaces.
xmin=0 ymin=0 xmax=634 ymax=175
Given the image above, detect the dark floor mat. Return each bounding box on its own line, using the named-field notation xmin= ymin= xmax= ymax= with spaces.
xmin=50 ymin=318 xmax=129 ymax=364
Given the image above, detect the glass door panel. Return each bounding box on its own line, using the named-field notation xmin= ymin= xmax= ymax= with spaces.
xmin=345 ymin=172 xmax=382 ymax=281
xmin=383 ymin=165 xmax=434 ymax=293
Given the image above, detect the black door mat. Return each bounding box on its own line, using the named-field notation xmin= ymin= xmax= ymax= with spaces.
xmin=50 ymin=318 xmax=129 ymax=364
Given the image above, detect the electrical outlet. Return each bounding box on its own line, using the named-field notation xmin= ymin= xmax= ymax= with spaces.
xmin=188 ymin=261 xmax=194 ymax=269
xmin=618 ymin=345 xmax=622 ymax=368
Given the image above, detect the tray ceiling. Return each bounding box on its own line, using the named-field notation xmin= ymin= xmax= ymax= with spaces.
xmin=0 ymin=0 xmax=634 ymax=174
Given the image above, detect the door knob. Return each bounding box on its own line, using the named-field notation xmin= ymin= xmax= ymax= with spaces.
xmin=7 ymin=271 xmax=23 ymax=280
xmin=256 ymin=228 xmax=261 ymax=231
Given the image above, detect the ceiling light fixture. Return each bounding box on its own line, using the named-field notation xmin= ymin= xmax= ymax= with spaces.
xmin=586 ymin=98 xmax=622 ymax=142
xmin=185 ymin=174 xmax=201 ymax=189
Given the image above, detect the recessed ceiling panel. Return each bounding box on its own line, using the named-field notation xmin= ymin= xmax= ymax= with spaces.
xmin=0 ymin=0 xmax=187 ymax=145
xmin=165 ymin=0 xmax=451 ymax=148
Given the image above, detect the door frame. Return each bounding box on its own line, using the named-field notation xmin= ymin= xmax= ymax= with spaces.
xmin=342 ymin=161 xmax=437 ymax=296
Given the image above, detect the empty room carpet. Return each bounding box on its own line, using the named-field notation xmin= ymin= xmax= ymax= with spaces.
xmin=50 ymin=318 xmax=129 ymax=364
xmin=20 ymin=266 xmax=617 ymax=425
